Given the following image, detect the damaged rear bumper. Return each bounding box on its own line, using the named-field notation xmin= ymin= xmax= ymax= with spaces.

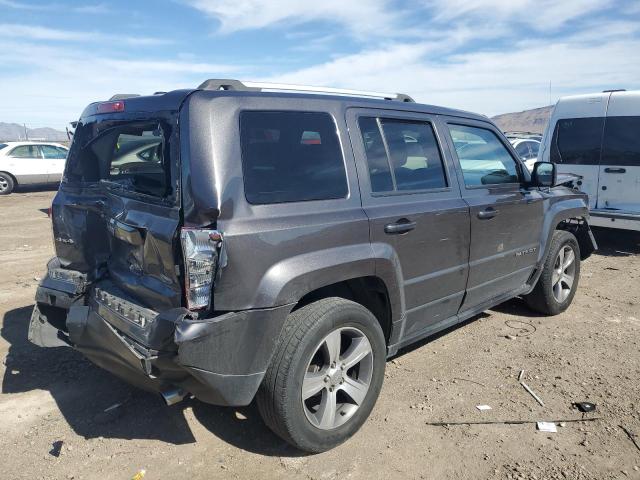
xmin=30 ymin=268 xmax=291 ymax=407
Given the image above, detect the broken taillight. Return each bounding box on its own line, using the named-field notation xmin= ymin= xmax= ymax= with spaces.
xmin=180 ymin=228 xmax=222 ymax=311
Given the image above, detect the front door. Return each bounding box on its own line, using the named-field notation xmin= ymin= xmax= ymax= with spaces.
xmin=347 ymin=109 xmax=470 ymax=344
xmin=6 ymin=144 xmax=49 ymax=184
xmin=444 ymin=120 xmax=545 ymax=313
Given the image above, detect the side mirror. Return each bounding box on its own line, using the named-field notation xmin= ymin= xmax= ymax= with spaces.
xmin=531 ymin=161 xmax=556 ymax=187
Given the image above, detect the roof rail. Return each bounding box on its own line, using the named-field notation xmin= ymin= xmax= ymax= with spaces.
xmin=197 ymin=78 xmax=415 ymax=102
xmin=109 ymin=94 xmax=140 ymax=101
xmin=602 ymin=89 xmax=626 ymax=93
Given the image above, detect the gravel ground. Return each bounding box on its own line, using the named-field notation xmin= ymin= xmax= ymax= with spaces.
xmin=1 ymin=189 xmax=639 ymax=480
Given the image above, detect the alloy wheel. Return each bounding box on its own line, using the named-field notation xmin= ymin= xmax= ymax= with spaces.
xmin=552 ymin=245 xmax=576 ymax=303
xmin=301 ymin=327 xmax=374 ymax=430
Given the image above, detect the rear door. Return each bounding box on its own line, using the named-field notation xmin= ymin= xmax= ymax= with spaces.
xmin=597 ymin=93 xmax=640 ymax=214
xmin=443 ymin=119 xmax=545 ymax=313
xmin=347 ymin=109 xmax=470 ymax=342
xmin=6 ymin=144 xmax=48 ymax=184
xmin=40 ymin=145 xmax=68 ymax=183
xmin=53 ymin=113 xmax=183 ymax=311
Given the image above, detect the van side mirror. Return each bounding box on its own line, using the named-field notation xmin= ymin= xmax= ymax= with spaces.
xmin=531 ymin=161 xmax=556 ymax=187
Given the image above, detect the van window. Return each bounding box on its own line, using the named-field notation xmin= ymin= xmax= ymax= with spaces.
xmin=602 ymin=116 xmax=640 ymax=166
xmin=240 ymin=111 xmax=348 ymax=204
xmin=449 ymin=124 xmax=519 ymax=186
xmin=550 ymin=117 xmax=604 ymax=165
xmin=358 ymin=117 xmax=447 ymax=193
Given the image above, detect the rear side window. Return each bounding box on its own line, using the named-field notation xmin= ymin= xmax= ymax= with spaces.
xmin=550 ymin=117 xmax=604 ymax=165
xmin=0 ymin=143 xmax=7 ymax=150
xmin=602 ymin=116 xmax=640 ymax=166
xmin=449 ymin=124 xmax=520 ymax=186
xmin=240 ymin=111 xmax=348 ymax=204
xmin=9 ymin=145 xmax=41 ymax=158
xmin=358 ymin=117 xmax=447 ymax=193
xmin=41 ymin=145 xmax=67 ymax=159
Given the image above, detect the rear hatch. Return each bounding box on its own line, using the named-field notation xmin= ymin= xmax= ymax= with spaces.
xmin=51 ymin=92 xmax=192 ymax=312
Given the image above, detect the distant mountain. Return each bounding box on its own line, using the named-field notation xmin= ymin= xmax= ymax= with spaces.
xmin=492 ymin=105 xmax=553 ymax=134
xmin=0 ymin=122 xmax=67 ymax=142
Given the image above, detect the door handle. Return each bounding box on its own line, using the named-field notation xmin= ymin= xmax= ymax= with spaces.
xmin=477 ymin=208 xmax=499 ymax=220
xmin=604 ymin=167 xmax=626 ymax=174
xmin=384 ymin=219 xmax=416 ymax=234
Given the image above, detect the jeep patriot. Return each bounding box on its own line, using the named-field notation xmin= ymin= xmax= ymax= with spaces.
xmin=29 ymin=79 xmax=597 ymax=452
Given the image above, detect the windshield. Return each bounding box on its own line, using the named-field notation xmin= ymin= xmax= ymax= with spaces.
xmin=64 ymin=117 xmax=176 ymax=199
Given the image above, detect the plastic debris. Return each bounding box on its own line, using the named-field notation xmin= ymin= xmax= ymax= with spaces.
xmin=520 ymin=381 xmax=545 ymax=407
xmin=573 ymin=402 xmax=596 ymax=413
xmin=537 ymin=421 xmax=557 ymax=433
xmin=131 ymin=470 xmax=146 ymax=480
xmin=476 ymin=405 xmax=492 ymax=411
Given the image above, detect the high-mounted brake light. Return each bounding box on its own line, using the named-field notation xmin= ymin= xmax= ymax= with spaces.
xmin=96 ymin=101 xmax=125 ymax=114
xmin=180 ymin=228 xmax=223 ymax=311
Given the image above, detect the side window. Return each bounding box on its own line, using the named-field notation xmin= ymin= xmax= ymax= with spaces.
xmin=41 ymin=145 xmax=67 ymax=159
xmin=602 ymin=116 xmax=640 ymax=166
xmin=449 ymin=124 xmax=520 ymax=186
xmin=359 ymin=117 xmax=394 ymax=192
xmin=240 ymin=111 xmax=348 ymax=204
xmin=9 ymin=145 xmax=40 ymax=158
xmin=550 ymin=117 xmax=604 ymax=165
xmin=358 ymin=117 xmax=447 ymax=193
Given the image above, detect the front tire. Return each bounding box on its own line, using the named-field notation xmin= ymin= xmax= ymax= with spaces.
xmin=525 ymin=230 xmax=581 ymax=315
xmin=0 ymin=172 xmax=15 ymax=195
xmin=257 ymin=297 xmax=386 ymax=453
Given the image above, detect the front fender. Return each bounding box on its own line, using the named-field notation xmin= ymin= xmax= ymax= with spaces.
xmin=525 ymin=190 xmax=592 ymax=293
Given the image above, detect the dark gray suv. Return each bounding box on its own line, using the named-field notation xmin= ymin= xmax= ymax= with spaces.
xmin=29 ymin=80 xmax=597 ymax=452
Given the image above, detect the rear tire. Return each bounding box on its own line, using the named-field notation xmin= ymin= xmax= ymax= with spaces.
xmin=0 ymin=172 xmax=15 ymax=195
xmin=525 ymin=230 xmax=581 ymax=315
xmin=257 ymin=297 xmax=386 ymax=453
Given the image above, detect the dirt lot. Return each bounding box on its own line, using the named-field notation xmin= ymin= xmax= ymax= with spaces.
xmin=1 ymin=189 xmax=639 ymax=480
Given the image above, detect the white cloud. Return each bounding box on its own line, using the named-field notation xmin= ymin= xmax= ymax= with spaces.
xmin=0 ymin=0 xmax=53 ymax=10
xmin=267 ymin=29 xmax=640 ymax=116
xmin=183 ymin=0 xmax=406 ymax=38
xmin=0 ymin=24 xmax=170 ymax=46
xmin=0 ymin=41 xmax=242 ymax=128
xmin=73 ymin=3 xmax=111 ymax=14
xmin=424 ymin=0 xmax=613 ymax=30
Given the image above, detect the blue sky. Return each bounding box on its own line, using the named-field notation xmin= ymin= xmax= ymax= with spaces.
xmin=1 ymin=0 xmax=639 ymax=129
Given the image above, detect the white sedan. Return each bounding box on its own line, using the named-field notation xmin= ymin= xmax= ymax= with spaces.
xmin=0 ymin=142 xmax=69 ymax=194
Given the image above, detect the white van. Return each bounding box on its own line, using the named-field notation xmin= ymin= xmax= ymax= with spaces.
xmin=539 ymin=90 xmax=640 ymax=231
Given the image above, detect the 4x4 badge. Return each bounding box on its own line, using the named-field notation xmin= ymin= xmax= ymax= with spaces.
xmin=516 ymin=247 xmax=537 ymax=257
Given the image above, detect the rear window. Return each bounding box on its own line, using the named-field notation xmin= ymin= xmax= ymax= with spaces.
xmin=550 ymin=117 xmax=604 ymax=165
xmin=240 ymin=111 xmax=348 ymax=204
xmin=65 ymin=120 xmax=174 ymax=199
xmin=602 ymin=116 xmax=640 ymax=166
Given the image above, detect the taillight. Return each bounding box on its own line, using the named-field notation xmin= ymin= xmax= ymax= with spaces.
xmin=180 ymin=228 xmax=222 ymax=311
xmin=96 ymin=101 xmax=125 ymax=114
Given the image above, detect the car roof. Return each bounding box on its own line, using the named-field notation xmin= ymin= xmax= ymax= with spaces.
xmin=83 ymin=86 xmax=490 ymax=125
xmin=0 ymin=141 xmax=68 ymax=148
